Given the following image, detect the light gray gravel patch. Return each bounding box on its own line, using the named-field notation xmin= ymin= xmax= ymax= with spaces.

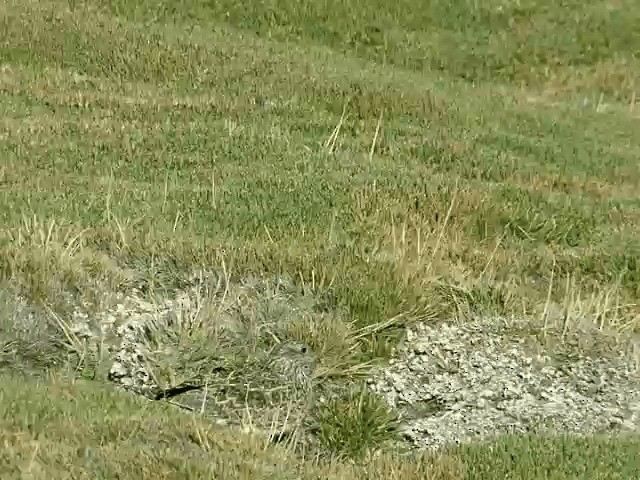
xmin=368 ymin=318 xmax=640 ymax=450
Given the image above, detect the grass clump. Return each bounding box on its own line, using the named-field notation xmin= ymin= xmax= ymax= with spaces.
xmin=314 ymin=386 xmax=400 ymax=460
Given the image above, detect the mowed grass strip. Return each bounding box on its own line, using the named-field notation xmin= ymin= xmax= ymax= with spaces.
xmin=1 ymin=372 xmax=639 ymax=479
xmin=1 ymin=0 xmax=638 ymax=330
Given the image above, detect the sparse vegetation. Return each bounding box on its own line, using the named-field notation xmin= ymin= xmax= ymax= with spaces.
xmin=0 ymin=0 xmax=639 ymax=477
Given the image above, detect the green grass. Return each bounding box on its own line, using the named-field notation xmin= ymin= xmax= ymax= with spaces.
xmin=0 ymin=0 xmax=639 ymax=477
xmin=1 ymin=372 xmax=639 ymax=479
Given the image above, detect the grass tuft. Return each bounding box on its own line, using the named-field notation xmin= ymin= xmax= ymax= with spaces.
xmin=314 ymin=385 xmax=401 ymax=460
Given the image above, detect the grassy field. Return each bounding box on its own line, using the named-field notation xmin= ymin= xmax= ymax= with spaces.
xmin=1 ymin=0 xmax=639 ymax=477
